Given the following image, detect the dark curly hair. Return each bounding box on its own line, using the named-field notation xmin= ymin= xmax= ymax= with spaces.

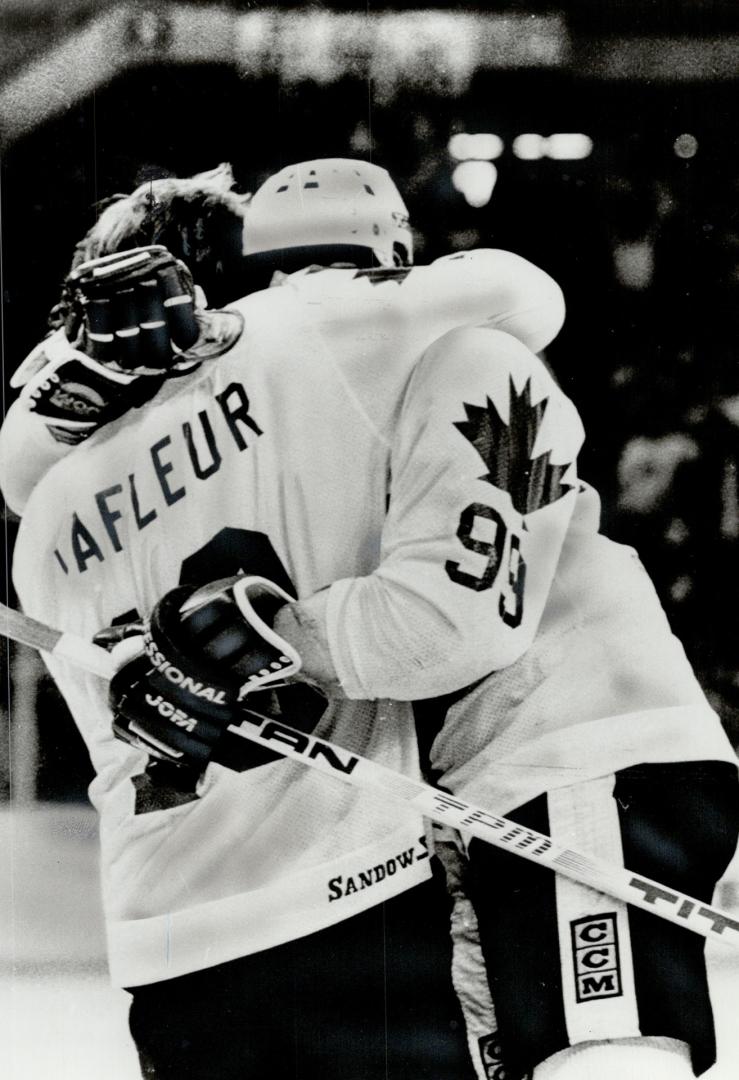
xmin=52 ymin=164 xmax=250 ymax=328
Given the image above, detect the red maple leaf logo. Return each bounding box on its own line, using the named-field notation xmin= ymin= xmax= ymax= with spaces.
xmin=454 ymin=376 xmax=575 ymax=515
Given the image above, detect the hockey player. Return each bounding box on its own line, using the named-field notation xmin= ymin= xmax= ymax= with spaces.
xmin=4 ymin=160 xmax=569 ymax=1079
xmin=0 ymin=161 xmax=562 ymax=515
xmin=0 ymin=163 xmax=251 ymax=516
xmin=193 ymin=319 xmax=738 ymax=1080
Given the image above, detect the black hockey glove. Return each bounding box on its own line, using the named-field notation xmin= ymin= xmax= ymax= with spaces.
xmin=104 ymin=576 xmax=307 ymax=776
xmin=11 ymin=246 xmax=200 ymax=445
xmin=12 ymin=245 xmax=243 ymax=445
xmin=63 ymin=245 xmax=200 ymax=372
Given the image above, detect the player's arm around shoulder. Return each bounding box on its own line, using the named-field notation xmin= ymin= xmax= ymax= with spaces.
xmin=0 ymin=246 xmax=209 ymax=515
xmin=282 ymin=325 xmax=584 ymax=701
xmin=428 ymin=249 xmax=566 ymax=354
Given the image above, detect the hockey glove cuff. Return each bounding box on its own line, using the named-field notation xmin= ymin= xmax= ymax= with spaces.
xmin=14 ymin=329 xmax=166 ymax=445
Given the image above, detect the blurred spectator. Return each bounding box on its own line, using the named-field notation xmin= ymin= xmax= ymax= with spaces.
xmin=612 ymin=394 xmax=739 ymax=749
xmin=617 ymin=432 xmax=699 ymax=515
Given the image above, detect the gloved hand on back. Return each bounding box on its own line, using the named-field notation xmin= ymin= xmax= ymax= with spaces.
xmin=13 ymin=246 xmax=203 ymax=444
xmin=99 ymin=576 xmax=316 ymax=781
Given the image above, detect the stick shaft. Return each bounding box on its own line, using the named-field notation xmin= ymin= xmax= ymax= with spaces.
xmin=227 ymin=714 xmax=739 ymax=948
xmin=2 ymin=600 xmax=737 ymax=948
xmin=1 ymin=602 xmax=63 ymax=654
xmin=0 ymin=601 xmax=115 ymax=679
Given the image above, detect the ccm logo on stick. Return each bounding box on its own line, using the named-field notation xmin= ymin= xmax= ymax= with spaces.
xmin=571 ymin=913 xmax=623 ymax=1003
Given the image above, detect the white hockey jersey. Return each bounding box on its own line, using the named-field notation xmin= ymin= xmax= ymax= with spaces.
xmin=11 ymin=249 xmax=567 ymax=987
xmin=296 ymin=323 xmax=735 ymax=814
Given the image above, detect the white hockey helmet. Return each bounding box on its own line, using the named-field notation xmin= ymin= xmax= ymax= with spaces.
xmin=243 ymin=158 xmax=413 ymax=269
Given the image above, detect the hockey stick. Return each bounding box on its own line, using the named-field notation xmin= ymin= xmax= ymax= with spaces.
xmin=1 ymin=602 xmax=116 ymax=678
xmin=3 ymin=599 xmax=738 ymax=949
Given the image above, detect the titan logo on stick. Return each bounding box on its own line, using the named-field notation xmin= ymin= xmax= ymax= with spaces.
xmin=228 ymin=717 xmax=360 ymax=775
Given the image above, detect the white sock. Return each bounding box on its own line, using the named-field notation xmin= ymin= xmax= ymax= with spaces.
xmin=532 ymin=1036 xmax=694 ymax=1080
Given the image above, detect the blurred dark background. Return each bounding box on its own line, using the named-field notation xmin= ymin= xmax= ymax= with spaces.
xmin=1 ymin=1 xmax=738 ymax=800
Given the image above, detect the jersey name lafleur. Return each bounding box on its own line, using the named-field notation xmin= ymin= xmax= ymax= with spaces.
xmin=52 ymin=380 xmax=262 ymax=575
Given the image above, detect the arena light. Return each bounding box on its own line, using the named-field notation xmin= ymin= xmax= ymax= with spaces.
xmin=452 ymin=160 xmax=498 ymax=208
xmin=673 ymin=133 xmax=698 ymax=159
xmin=448 ymin=133 xmax=504 ymax=161
xmin=237 ymin=10 xmax=567 ymax=95
xmin=545 ymin=133 xmax=593 ymax=159
xmin=512 ymin=133 xmax=593 ymax=161
xmin=512 ymin=133 xmax=546 ymax=160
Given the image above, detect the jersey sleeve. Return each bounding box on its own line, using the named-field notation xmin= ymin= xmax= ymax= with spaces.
xmin=423 ymin=249 xmax=566 ymax=355
xmin=315 ymin=325 xmax=585 ymax=700
xmin=0 ymin=395 xmax=74 ymax=516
